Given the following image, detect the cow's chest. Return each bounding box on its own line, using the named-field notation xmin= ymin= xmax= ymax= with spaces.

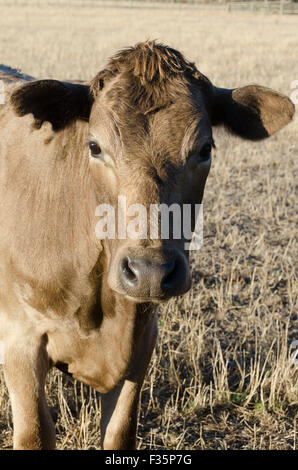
xmin=45 ymin=301 xmax=155 ymax=393
xmin=11 ymin=280 xmax=155 ymax=393
xmin=46 ymin=315 xmax=136 ymax=393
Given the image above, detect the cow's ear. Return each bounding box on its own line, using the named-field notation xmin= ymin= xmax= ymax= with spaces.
xmin=10 ymin=80 xmax=93 ymax=131
xmin=211 ymin=85 xmax=295 ymax=140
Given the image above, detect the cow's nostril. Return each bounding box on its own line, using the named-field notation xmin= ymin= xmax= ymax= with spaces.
xmin=161 ymin=258 xmax=178 ymax=290
xmin=121 ymin=257 xmax=137 ymax=285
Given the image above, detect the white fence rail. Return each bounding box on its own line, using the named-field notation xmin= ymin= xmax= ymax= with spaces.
xmin=227 ymin=1 xmax=298 ymax=14
xmin=0 ymin=0 xmax=223 ymax=5
xmin=0 ymin=0 xmax=228 ymax=9
xmin=0 ymin=0 xmax=297 ymax=14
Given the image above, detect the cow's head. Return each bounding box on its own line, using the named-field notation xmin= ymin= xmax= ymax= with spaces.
xmin=11 ymin=42 xmax=295 ymax=304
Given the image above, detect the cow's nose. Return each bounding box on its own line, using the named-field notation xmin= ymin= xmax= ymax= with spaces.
xmin=119 ymin=254 xmax=190 ymax=300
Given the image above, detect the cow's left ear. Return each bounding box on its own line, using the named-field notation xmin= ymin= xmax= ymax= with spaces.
xmin=10 ymin=80 xmax=93 ymax=131
xmin=211 ymin=85 xmax=295 ymax=140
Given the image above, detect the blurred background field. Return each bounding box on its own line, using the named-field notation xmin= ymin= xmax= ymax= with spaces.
xmin=0 ymin=1 xmax=297 ymax=449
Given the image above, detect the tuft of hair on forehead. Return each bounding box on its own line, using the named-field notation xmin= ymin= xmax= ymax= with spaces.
xmin=90 ymin=41 xmax=212 ymax=115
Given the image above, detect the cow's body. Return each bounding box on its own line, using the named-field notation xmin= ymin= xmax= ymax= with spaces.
xmin=0 ymin=43 xmax=294 ymax=450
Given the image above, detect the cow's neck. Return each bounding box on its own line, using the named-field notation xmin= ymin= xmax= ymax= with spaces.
xmin=1 ymin=118 xmax=102 ymax=310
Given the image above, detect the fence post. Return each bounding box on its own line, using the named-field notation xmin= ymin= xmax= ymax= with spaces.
xmin=280 ymin=0 xmax=284 ymax=14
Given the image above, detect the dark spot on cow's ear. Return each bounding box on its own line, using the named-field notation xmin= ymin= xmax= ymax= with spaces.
xmin=10 ymin=79 xmax=94 ymax=131
xmin=211 ymin=85 xmax=295 ymax=140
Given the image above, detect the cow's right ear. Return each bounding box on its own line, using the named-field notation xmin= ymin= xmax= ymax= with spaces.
xmin=10 ymin=80 xmax=93 ymax=131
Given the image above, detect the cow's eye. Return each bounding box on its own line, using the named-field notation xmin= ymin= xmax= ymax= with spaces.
xmin=89 ymin=141 xmax=102 ymax=158
xmin=199 ymin=142 xmax=212 ymax=161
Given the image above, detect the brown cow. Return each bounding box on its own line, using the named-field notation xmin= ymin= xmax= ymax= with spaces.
xmin=0 ymin=42 xmax=294 ymax=450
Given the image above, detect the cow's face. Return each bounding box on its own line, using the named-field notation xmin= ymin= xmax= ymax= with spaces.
xmin=10 ymin=42 xmax=294 ymax=304
xmin=88 ymin=66 xmax=212 ymax=302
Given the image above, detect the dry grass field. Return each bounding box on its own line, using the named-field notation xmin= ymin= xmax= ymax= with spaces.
xmin=0 ymin=2 xmax=297 ymax=450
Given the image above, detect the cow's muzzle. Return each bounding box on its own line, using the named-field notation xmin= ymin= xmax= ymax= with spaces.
xmin=117 ymin=249 xmax=191 ymax=302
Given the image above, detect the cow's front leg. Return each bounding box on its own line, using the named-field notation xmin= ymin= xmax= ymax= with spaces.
xmin=100 ymin=312 xmax=157 ymax=450
xmin=3 ymin=335 xmax=55 ymax=450
xmin=100 ymin=379 xmax=142 ymax=450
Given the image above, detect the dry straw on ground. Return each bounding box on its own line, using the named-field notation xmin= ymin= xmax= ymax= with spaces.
xmin=0 ymin=3 xmax=297 ymax=450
